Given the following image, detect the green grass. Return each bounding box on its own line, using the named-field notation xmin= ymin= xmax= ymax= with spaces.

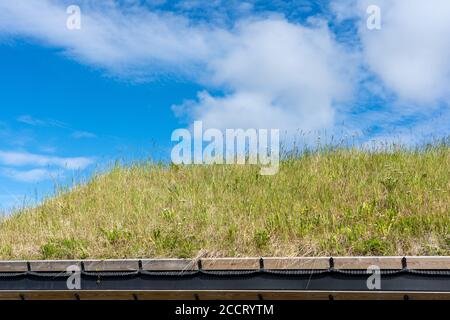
xmin=0 ymin=145 xmax=449 ymax=260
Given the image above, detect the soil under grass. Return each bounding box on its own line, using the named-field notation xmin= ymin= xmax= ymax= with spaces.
xmin=0 ymin=145 xmax=449 ymax=260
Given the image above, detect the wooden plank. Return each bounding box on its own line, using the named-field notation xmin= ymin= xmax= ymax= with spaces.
xmin=407 ymin=256 xmax=450 ymax=270
xmin=29 ymin=260 xmax=81 ymax=272
xmin=333 ymin=257 xmax=403 ymax=270
xmin=78 ymin=291 xmax=137 ymax=301
xmin=264 ymin=257 xmax=329 ymax=270
xmin=201 ymin=258 xmax=260 ymax=270
xmin=198 ymin=292 xmax=261 ymax=300
xmin=135 ymin=291 xmax=197 ymax=301
xmin=20 ymin=292 xmax=78 ymax=301
xmin=0 ymin=261 xmax=28 ymax=272
xmin=134 ymin=291 xmax=197 ymax=301
xmin=0 ymin=290 xmax=448 ymax=301
xmin=261 ymin=291 xmax=450 ymax=301
xmin=0 ymin=292 xmax=22 ymax=300
xmin=2 ymin=256 xmax=449 ymax=273
xmin=141 ymin=259 xmax=198 ymax=271
xmin=83 ymin=260 xmax=140 ymax=272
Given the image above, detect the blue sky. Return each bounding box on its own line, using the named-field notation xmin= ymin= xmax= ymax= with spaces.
xmin=0 ymin=40 xmax=201 ymax=210
xmin=1 ymin=0 xmax=450 ymax=212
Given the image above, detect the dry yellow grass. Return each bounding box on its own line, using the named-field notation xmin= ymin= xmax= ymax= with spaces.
xmin=0 ymin=146 xmax=449 ymax=260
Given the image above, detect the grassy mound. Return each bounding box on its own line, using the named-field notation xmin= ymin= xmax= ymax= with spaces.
xmin=0 ymin=146 xmax=449 ymax=260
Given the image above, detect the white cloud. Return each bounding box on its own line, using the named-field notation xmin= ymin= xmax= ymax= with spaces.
xmin=17 ymin=115 xmax=67 ymax=128
xmin=17 ymin=115 xmax=46 ymax=126
xmin=71 ymin=131 xmax=97 ymax=139
xmin=366 ymin=106 xmax=450 ymax=147
xmin=0 ymin=0 xmax=217 ymax=79
xmin=0 ymin=1 xmax=355 ymax=133
xmin=364 ymin=0 xmax=450 ymax=104
xmin=334 ymin=0 xmax=450 ymax=106
xmin=0 ymin=168 xmax=63 ymax=183
xmin=17 ymin=115 xmax=97 ymax=140
xmin=1 ymin=0 xmax=449 ymax=140
xmin=175 ymin=18 xmax=356 ymax=131
xmin=0 ymin=151 xmax=94 ymax=170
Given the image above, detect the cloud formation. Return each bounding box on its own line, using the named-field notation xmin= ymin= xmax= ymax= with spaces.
xmin=0 ymin=150 xmax=94 ymax=183
xmin=0 ymin=167 xmax=63 ymax=183
xmin=17 ymin=115 xmax=67 ymax=128
xmin=0 ymin=150 xmax=94 ymax=170
xmin=334 ymin=0 xmax=450 ymax=106
xmin=180 ymin=18 xmax=355 ymax=131
xmin=17 ymin=114 xmax=97 ymax=140
xmin=71 ymin=131 xmax=97 ymax=139
xmin=329 ymin=0 xmax=450 ymax=144
xmin=0 ymin=0 xmax=449 ymax=141
xmin=0 ymin=0 xmax=355 ymax=133
xmin=0 ymin=0 xmax=216 ymax=78
xmin=1 ymin=117 xmax=96 ymax=185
